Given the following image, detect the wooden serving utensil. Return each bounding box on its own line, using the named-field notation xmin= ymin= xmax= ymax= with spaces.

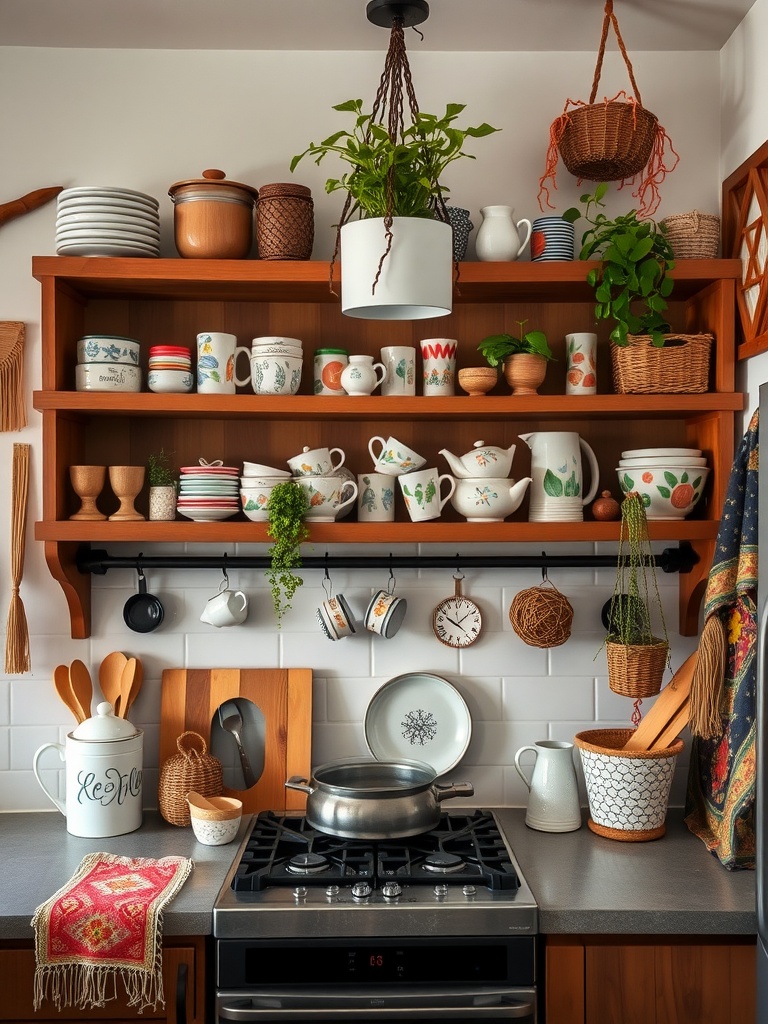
xmin=69 ymin=659 xmax=93 ymax=721
xmin=622 ymin=651 xmax=697 ymax=752
xmin=53 ymin=663 xmax=85 ymax=724
xmin=98 ymin=651 xmax=128 ymax=714
xmin=116 ymin=657 xmax=138 ymax=719
xmin=120 ymin=658 xmax=144 ymax=719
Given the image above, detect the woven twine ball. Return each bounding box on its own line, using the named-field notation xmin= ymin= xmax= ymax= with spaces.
xmin=508 ymin=580 xmax=574 ymax=648
xmin=158 ymin=731 xmax=223 ymax=827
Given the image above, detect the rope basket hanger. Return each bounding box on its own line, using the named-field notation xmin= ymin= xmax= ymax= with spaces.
xmin=538 ymin=0 xmax=678 ymax=217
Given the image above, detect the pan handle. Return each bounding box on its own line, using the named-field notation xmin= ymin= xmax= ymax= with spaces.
xmin=285 ymin=776 xmax=314 ymax=795
xmin=434 ymin=782 xmax=474 ymax=802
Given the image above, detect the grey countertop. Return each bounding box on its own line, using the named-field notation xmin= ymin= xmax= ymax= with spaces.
xmin=0 ymin=807 xmax=756 ymax=941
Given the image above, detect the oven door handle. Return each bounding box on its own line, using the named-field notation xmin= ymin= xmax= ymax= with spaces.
xmin=217 ymin=987 xmax=537 ymax=1020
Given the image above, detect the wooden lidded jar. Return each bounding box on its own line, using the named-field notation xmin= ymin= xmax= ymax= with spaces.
xmin=169 ymin=169 xmax=258 ymax=259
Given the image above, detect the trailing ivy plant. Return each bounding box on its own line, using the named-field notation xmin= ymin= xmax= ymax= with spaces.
xmin=477 ymin=320 xmax=553 ymax=368
xmin=265 ymin=482 xmax=310 ymax=623
xmin=564 ymin=182 xmax=676 ymax=347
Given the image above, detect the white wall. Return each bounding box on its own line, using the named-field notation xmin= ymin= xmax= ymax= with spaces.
xmin=0 ymin=45 xmax=720 ymax=812
xmin=721 ymin=0 xmax=768 ymax=424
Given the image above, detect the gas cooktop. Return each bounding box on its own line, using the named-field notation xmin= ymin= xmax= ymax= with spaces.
xmin=214 ymin=809 xmax=538 ymax=939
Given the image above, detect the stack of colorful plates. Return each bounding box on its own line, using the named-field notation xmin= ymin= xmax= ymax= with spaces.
xmin=148 ymin=346 xmax=194 ymax=394
xmin=55 ymin=186 xmax=160 ymax=257
xmin=177 ymin=462 xmax=240 ymax=521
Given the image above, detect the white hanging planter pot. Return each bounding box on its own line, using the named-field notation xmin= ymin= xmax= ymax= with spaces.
xmin=340 ymin=217 xmax=452 ymax=320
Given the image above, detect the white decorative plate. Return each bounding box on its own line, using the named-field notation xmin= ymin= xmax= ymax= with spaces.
xmin=55 ymin=241 xmax=159 ymax=257
xmin=621 ymin=447 xmax=702 ymax=459
xmin=58 ymin=186 xmax=159 ymax=207
xmin=176 ymin=506 xmax=239 ymax=521
xmin=618 ymin=456 xmax=707 ymax=468
xmin=364 ymin=672 xmax=472 ymax=776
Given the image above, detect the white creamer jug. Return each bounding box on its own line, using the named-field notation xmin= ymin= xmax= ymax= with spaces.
xmin=33 ymin=702 xmax=143 ymax=837
xmin=514 ymin=740 xmax=581 ymax=833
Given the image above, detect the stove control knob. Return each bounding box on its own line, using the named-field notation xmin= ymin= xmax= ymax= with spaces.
xmin=382 ymin=882 xmax=403 ymax=899
xmin=434 ymin=884 xmax=448 ymax=898
xmin=462 ymin=885 xmax=477 ymax=897
xmin=352 ymin=882 xmax=372 ymax=900
xmin=325 ymin=885 xmax=340 ymax=898
xmin=293 ymin=887 xmax=309 ymax=900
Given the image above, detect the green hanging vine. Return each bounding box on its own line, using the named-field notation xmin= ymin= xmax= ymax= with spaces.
xmin=265 ymin=482 xmax=310 ymax=622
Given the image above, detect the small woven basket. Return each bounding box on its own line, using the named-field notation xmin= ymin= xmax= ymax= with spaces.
xmin=610 ymin=333 xmax=713 ymax=394
xmin=558 ymin=101 xmax=658 ymax=182
xmin=256 ymin=182 xmax=314 ymax=260
xmin=606 ymin=638 xmax=669 ymax=698
xmin=574 ymin=728 xmax=683 ymax=841
xmin=509 ymin=580 xmax=574 ymax=648
xmin=660 ymin=211 xmax=720 ymax=259
xmin=158 ymin=731 xmax=223 ymax=827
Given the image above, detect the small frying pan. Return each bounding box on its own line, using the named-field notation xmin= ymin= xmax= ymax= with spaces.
xmin=123 ymin=568 xmax=164 ymax=633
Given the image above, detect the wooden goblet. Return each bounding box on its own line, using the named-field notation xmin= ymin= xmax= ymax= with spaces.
xmin=69 ymin=465 xmax=107 ymax=521
xmin=108 ymin=465 xmax=146 ymax=521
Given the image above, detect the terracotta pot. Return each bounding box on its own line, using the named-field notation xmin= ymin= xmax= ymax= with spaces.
xmin=503 ymin=353 xmax=547 ymax=395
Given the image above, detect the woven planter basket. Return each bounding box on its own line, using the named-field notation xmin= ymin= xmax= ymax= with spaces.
xmin=660 ymin=211 xmax=720 ymax=259
xmin=158 ymin=731 xmax=223 ymax=827
xmin=256 ymin=182 xmax=314 ymax=260
xmin=610 ymin=333 xmax=713 ymax=394
xmin=558 ymin=101 xmax=657 ymax=182
xmin=606 ymin=638 xmax=669 ymax=698
xmin=574 ymin=728 xmax=683 ymax=841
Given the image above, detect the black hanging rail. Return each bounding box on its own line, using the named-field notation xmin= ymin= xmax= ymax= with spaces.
xmin=77 ymin=544 xmax=698 ymax=576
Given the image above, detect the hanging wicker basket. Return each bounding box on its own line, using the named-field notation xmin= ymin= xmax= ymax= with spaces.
xmin=606 ymin=638 xmax=669 ymax=698
xmin=610 ymin=333 xmax=713 ymax=394
xmin=660 ymin=211 xmax=720 ymax=259
xmin=255 ymin=182 xmax=314 ymax=260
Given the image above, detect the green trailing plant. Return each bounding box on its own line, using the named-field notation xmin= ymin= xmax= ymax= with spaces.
xmin=265 ymin=482 xmax=310 ymax=623
xmin=477 ymin=320 xmax=554 ymax=368
xmin=291 ymin=99 xmax=499 ymax=219
xmin=147 ymin=449 xmax=177 ymax=489
xmin=564 ymin=182 xmax=676 ymax=348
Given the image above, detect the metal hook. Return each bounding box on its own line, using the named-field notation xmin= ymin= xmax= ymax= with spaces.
xmin=136 ymin=553 xmax=144 ymax=582
xmin=220 ymin=554 xmax=230 ymax=592
xmin=322 ymin=554 xmax=332 ymax=599
xmin=387 ymin=558 xmax=396 ymax=595
xmin=541 ymin=551 xmax=549 ymax=583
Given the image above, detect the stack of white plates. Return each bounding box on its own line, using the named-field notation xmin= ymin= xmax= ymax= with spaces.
xmin=177 ymin=463 xmax=240 ymax=521
xmin=618 ymin=447 xmax=705 ymax=468
xmin=55 ymin=186 xmax=160 ymax=257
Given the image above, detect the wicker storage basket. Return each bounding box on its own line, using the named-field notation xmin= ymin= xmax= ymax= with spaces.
xmin=158 ymin=731 xmax=223 ymax=826
xmin=606 ymin=638 xmax=669 ymax=698
xmin=558 ymin=101 xmax=657 ymax=182
xmin=574 ymin=728 xmax=683 ymax=841
xmin=256 ymin=182 xmax=314 ymax=260
xmin=660 ymin=211 xmax=720 ymax=259
xmin=610 ymin=333 xmax=713 ymax=394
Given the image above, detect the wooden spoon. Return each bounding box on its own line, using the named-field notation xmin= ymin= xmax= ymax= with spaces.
xmin=98 ymin=651 xmax=128 ymax=714
xmin=622 ymin=651 xmax=696 ymax=751
xmin=53 ymin=663 xmax=85 ymax=723
xmin=117 ymin=657 xmax=137 ymax=719
xmin=69 ymin=659 xmax=93 ymax=721
xmin=121 ymin=658 xmax=143 ymax=719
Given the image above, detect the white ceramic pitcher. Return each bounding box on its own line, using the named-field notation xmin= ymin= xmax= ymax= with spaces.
xmin=475 ymin=206 xmax=532 ymax=261
xmin=519 ymin=431 xmax=599 ymax=522
xmin=514 ymin=740 xmax=581 ymax=833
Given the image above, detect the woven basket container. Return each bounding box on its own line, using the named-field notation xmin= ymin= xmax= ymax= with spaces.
xmin=574 ymin=728 xmax=683 ymax=841
xmin=610 ymin=333 xmax=713 ymax=394
xmin=660 ymin=211 xmax=720 ymax=259
xmin=606 ymin=638 xmax=668 ymax=698
xmin=558 ymin=102 xmax=658 ymax=181
xmin=256 ymin=182 xmax=314 ymax=260
xmin=509 ymin=582 xmax=574 ymax=648
xmin=158 ymin=731 xmax=223 ymax=827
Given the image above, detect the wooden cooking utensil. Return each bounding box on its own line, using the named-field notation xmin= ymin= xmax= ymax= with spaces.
xmin=121 ymin=658 xmax=143 ymax=719
xmin=53 ymin=663 xmax=84 ymax=723
xmin=98 ymin=651 xmax=128 ymax=714
xmin=69 ymin=659 xmax=93 ymax=721
xmin=652 ymin=702 xmax=691 ymax=751
xmin=117 ymin=657 xmax=137 ymax=719
xmin=622 ymin=651 xmax=697 ymax=752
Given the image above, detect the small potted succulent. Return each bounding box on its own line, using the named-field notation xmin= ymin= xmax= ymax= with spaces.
xmin=265 ymin=481 xmax=310 ymax=623
xmin=147 ymin=449 xmax=178 ymax=521
xmin=477 ymin=320 xmax=554 ymax=395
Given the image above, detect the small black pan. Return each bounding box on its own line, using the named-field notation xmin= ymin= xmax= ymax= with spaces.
xmin=123 ymin=569 xmax=164 ymax=633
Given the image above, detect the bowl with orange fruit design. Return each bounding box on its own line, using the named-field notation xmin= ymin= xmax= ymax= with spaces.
xmin=615 ymin=447 xmax=709 ymax=519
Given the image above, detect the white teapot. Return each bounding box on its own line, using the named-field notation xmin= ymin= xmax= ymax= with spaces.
xmin=439 ymin=440 xmax=517 ymax=479
xmin=33 ymin=702 xmax=143 ymax=837
xmin=450 ymin=476 xmax=531 ymax=521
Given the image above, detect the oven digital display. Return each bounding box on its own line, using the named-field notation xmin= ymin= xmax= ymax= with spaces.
xmin=245 ymin=944 xmax=508 ymax=984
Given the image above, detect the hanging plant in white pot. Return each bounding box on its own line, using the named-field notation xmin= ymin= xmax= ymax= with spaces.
xmin=290 ymin=3 xmax=499 ymax=320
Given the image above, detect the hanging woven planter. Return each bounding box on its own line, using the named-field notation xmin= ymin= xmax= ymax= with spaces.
xmin=538 ymin=0 xmax=678 ymax=217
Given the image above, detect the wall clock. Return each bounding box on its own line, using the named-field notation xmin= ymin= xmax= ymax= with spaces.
xmin=432 ymin=574 xmax=483 ymax=648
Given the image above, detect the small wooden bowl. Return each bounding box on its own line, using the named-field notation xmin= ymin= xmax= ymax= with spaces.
xmin=458 ymin=366 xmax=497 ymax=396
xmin=187 ymin=791 xmax=243 ymax=821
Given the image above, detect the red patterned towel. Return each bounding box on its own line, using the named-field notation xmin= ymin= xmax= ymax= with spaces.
xmin=32 ymin=852 xmax=193 ymax=1012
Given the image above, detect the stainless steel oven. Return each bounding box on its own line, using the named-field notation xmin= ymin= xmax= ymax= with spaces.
xmin=213 ymin=811 xmax=538 ymax=1023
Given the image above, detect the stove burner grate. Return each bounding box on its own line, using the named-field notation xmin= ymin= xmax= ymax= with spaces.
xmin=423 ymin=851 xmax=465 ymax=873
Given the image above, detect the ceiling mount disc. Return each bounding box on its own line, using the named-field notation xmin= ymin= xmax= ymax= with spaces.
xmin=366 ymin=0 xmax=429 ymax=29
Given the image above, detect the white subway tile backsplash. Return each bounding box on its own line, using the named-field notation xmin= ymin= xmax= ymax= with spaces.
xmin=10 ymin=725 xmax=61 ymax=770
xmin=0 ymin=727 xmax=8 ymax=770
xmin=503 ymin=676 xmax=595 ymax=722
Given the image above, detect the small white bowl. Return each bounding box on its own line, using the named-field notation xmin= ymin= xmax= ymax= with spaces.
xmin=148 ymin=369 xmax=194 ymax=393
xmin=77 ymin=335 xmax=141 ymax=365
xmin=241 ymin=485 xmax=282 ymax=520
xmin=250 ymin=346 xmax=303 ymax=359
xmin=190 ymin=813 xmax=242 ymax=845
xmin=75 ymin=362 xmax=142 ymax=392
xmin=240 ymin=476 xmax=289 ymax=488
xmin=252 ymin=336 xmax=303 ymax=348
xmin=616 ymin=465 xmax=710 ymax=519
xmin=248 ymin=355 xmax=303 ymax=396
xmin=242 ymin=462 xmax=291 ymax=478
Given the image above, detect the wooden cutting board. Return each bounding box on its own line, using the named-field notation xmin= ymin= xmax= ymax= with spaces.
xmin=159 ymin=668 xmax=312 ymax=813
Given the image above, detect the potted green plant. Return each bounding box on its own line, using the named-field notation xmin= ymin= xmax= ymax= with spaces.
xmin=147 ymin=449 xmax=178 ymax=521
xmin=477 ymin=320 xmax=554 ymax=395
xmin=291 ymin=99 xmax=499 ymax=317
xmin=265 ymin=481 xmax=310 ymax=623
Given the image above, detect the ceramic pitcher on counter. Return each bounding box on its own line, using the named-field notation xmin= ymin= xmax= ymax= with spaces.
xmin=514 ymin=740 xmax=581 ymax=833
xmin=519 ymin=431 xmax=599 ymax=522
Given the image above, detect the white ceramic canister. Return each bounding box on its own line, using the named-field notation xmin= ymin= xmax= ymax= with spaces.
xmin=33 ymin=702 xmax=143 ymax=837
